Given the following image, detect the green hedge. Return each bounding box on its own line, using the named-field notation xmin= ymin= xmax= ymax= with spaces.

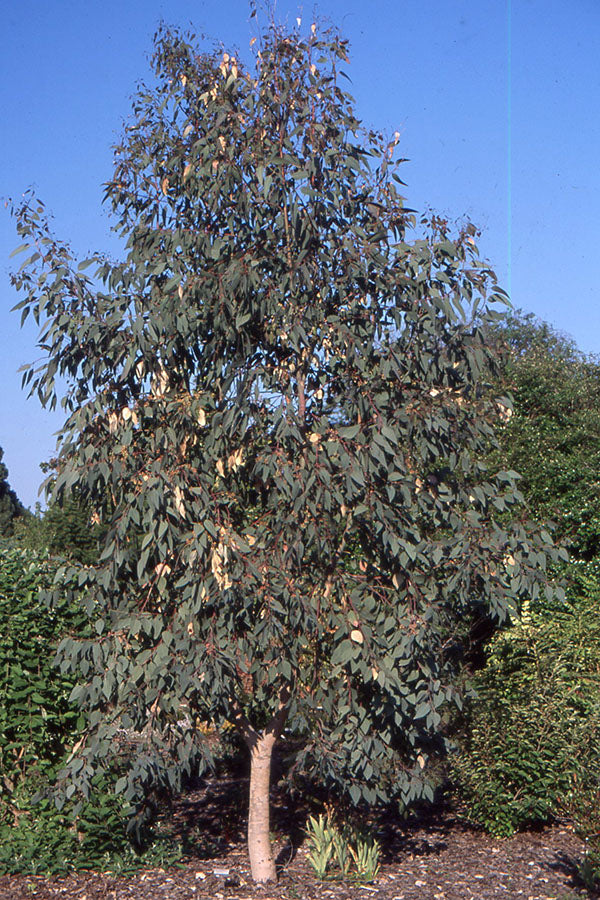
xmin=0 ymin=547 xmax=83 ymax=788
xmin=0 ymin=546 xmax=181 ymax=874
xmin=452 ymin=591 xmax=600 ymax=839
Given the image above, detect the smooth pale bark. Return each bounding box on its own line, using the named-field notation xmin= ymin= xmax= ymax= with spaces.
xmin=247 ymin=730 xmax=278 ymax=882
xmin=241 ymin=696 xmax=289 ymax=883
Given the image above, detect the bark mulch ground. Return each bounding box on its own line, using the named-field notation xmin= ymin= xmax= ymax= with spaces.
xmin=0 ymin=776 xmax=592 ymax=900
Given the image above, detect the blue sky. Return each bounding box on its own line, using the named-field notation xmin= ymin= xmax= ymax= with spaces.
xmin=1 ymin=0 xmax=599 ymax=509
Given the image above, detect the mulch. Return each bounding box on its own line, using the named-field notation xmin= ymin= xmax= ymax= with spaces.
xmin=0 ymin=776 xmax=592 ymax=900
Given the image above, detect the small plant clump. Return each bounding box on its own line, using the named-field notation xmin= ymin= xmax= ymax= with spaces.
xmin=305 ymin=811 xmax=381 ymax=883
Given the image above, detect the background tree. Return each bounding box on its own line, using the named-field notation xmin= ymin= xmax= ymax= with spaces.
xmin=10 ymin=22 xmax=560 ymax=882
xmin=0 ymin=447 xmax=26 ymax=539
xmin=13 ymin=464 xmax=103 ymax=564
xmin=453 ymin=312 xmax=600 ymax=869
xmin=490 ymin=310 xmax=600 ymax=576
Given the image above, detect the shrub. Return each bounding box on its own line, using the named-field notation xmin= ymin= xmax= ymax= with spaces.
xmin=1 ymin=771 xmax=182 ymax=876
xmin=0 ymin=547 xmax=83 ymax=792
xmin=0 ymin=546 xmax=180 ymax=874
xmin=452 ymin=593 xmax=600 ymax=838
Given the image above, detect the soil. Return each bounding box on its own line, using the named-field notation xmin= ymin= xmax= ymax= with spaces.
xmin=0 ymin=775 xmax=592 ymax=900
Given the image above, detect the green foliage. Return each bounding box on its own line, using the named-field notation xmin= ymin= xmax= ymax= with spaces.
xmin=0 ymin=447 xmax=26 ymax=539
xmin=452 ymin=592 xmax=600 ymax=837
xmin=305 ymin=813 xmax=336 ymax=878
xmin=9 ymin=20 xmax=560 ymax=824
xmin=491 ymin=310 xmax=600 ymax=566
xmin=305 ymin=812 xmax=380 ymax=882
xmin=11 ymin=503 xmax=47 ymax=552
xmin=0 ymin=547 xmax=83 ymax=789
xmin=13 ymin=473 xmax=102 ymax=564
xmin=0 ymin=772 xmax=183 ymax=876
xmin=562 ymin=771 xmax=600 ymax=892
xmin=0 ymin=545 xmax=181 ymax=874
xmin=455 ymin=310 xmax=600 ymax=843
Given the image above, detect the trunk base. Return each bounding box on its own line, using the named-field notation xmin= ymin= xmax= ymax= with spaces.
xmin=247 ymin=731 xmax=277 ymax=883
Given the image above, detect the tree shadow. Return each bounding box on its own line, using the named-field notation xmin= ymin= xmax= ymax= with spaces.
xmin=545 ymin=849 xmax=599 ymax=898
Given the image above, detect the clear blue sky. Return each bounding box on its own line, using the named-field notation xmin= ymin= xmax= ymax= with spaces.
xmin=1 ymin=0 xmax=599 ymax=509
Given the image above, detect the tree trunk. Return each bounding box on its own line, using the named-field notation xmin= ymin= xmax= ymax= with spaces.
xmin=242 ymin=695 xmax=289 ymax=883
xmin=247 ymin=729 xmax=278 ymax=882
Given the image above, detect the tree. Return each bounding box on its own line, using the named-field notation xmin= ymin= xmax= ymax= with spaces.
xmin=10 ymin=22 xmax=561 ymax=882
xmin=490 ymin=310 xmax=600 ymax=567
xmin=0 ymin=447 xmax=26 ymax=539
xmin=453 ymin=312 xmax=600 ymax=860
xmin=13 ymin=474 xmax=103 ymax=564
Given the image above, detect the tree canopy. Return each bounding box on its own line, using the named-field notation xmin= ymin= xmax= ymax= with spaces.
xmin=10 ymin=21 xmax=562 ymax=882
xmin=0 ymin=447 xmax=26 ymax=539
xmin=490 ymin=310 xmax=600 ymax=567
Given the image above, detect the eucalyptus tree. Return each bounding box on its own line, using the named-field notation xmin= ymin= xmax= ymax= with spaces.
xmin=10 ymin=21 xmax=561 ymax=882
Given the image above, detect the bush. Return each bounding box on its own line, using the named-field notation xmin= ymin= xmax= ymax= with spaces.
xmin=0 ymin=547 xmax=83 ymax=791
xmin=452 ymin=592 xmax=600 ymax=838
xmin=1 ymin=771 xmax=182 ymax=876
xmin=0 ymin=546 xmax=181 ymax=874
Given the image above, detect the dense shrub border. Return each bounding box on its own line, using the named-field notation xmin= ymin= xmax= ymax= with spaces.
xmin=0 ymin=546 xmax=180 ymax=874
xmin=0 ymin=547 xmax=83 ymax=789
xmin=452 ymin=591 xmax=600 ymax=844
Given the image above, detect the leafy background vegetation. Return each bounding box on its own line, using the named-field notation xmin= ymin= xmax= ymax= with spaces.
xmin=0 ymin=545 xmax=183 ymax=874
xmin=451 ymin=311 xmax=600 ymax=884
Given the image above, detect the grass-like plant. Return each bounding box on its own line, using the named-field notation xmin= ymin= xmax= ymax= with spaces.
xmin=305 ymin=810 xmax=380 ymax=882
